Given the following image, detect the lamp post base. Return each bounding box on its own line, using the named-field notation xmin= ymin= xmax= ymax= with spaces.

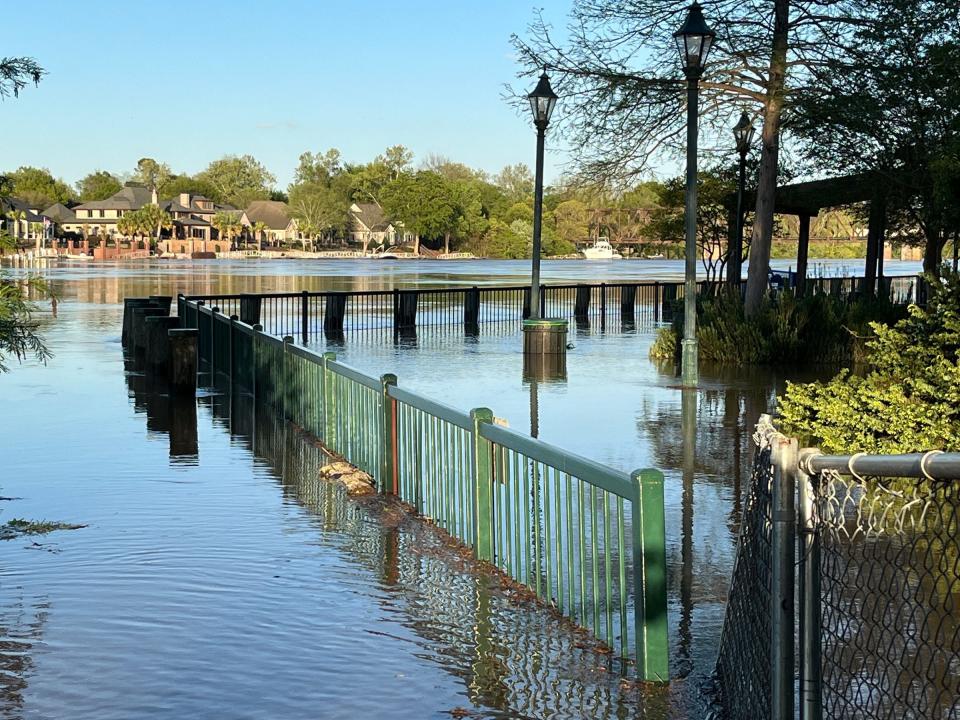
xmin=523 ymin=318 xmax=568 ymax=357
xmin=681 ymin=338 xmax=699 ymax=387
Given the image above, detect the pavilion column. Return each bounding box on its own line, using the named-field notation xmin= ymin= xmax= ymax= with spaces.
xmin=796 ymin=213 xmax=811 ymax=296
xmin=865 ymin=192 xmax=886 ymax=296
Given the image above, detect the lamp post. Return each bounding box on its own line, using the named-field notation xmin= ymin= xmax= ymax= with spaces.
xmin=674 ymin=2 xmax=715 ymax=387
xmin=731 ymin=111 xmax=755 ymax=287
xmin=526 ymin=69 xmax=558 ymax=321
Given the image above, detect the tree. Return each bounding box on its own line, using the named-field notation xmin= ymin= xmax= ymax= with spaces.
xmin=127 ymin=204 xmax=172 ymax=247
xmin=513 ymin=1 xmax=868 ymax=313
xmin=196 ymin=155 xmax=276 ymax=209
xmin=77 ymin=170 xmax=122 ymax=201
xmin=0 ymin=56 xmax=44 ymax=99
xmin=294 ymin=149 xmax=343 ymax=186
xmin=4 ymin=209 xmax=26 ymax=241
xmin=251 ymin=221 xmax=268 ymax=249
xmin=645 ymin=170 xmax=742 ymax=282
xmin=551 ymin=199 xmax=591 ymax=247
xmin=422 ymin=154 xmax=487 ymax=182
xmin=133 ymin=158 xmax=172 ymax=195
xmin=160 ymin=175 xmax=223 ymax=203
xmin=791 ymin=0 xmax=960 ymax=275
xmin=379 ymin=145 xmax=414 ymax=179
xmin=6 ymin=166 xmax=73 ymax=207
xmin=381 ymin=171 xmax=459 ymax=255
xmin=0 ymin=57 xmax=49 ymax=373
xmin=287 ymin=183 xmax=350 ymax=249
xmin=494 ymin=164 xmax=534 ymax=203
xmin=211 ymin=212 xmax=242 ymax=249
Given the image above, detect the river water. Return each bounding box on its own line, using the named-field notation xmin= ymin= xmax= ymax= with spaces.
xmin=0 ymin=258 xmax=921 ymax=719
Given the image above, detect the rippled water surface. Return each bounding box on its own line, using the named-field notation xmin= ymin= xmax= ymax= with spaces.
xmin=0 ymin=259 xmax=913 ymax=718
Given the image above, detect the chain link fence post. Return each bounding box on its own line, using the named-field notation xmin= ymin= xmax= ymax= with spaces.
xmin=771 ymin=435 xmax=797 ymax=720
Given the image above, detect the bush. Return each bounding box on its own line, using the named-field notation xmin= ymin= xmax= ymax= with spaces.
xmin=650 ymin=289 xmax=905 ymax=366
xmin=779 ymin=272 xmax=960 ymax=453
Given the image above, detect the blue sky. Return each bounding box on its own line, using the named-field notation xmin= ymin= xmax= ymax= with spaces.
xmin=0 ymin=0 xmax=572 ymax=190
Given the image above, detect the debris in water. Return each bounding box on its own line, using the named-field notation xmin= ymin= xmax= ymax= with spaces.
xmin=319 ymin=461 xmax=376 ymax=496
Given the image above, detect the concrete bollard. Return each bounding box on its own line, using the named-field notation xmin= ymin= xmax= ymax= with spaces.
xmin=122 ymin=298 xmax=157 ymax=347
xmin=168 ymin=328 xmax=198 ymax=393
xmin=144 ymin=316 xmax=181 ymax=372
xmin=132 ymin=306 xmax=168 ymax=355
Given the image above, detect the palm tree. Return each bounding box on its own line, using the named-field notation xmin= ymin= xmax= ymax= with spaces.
xmin=5 ymin=210 xmax=26 ymax=243
xmin=252 ymin=221 xmax=268 ymax=250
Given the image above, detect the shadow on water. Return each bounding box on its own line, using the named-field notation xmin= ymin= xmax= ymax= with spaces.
xmin=113 ymin=357 xmax=695 ymax=719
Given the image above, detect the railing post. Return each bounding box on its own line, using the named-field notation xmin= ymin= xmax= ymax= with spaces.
xmin=229 ymin=315 xmax=238 ymax=384
xmin=252 ymin=324 xmax=262 ymax=406
xmin=210 ymin=307 xmax=219 ymax=377
xmin=631 ymin=468 xmax=669 ymax=682
xmin=301 ymin=290 xmax=309 ymax=345
xmin=470 ymin=407 xmax=494 ymax=562
xmin=798 ymin=452 xmax=823 ymax=720
xmin=381 ymin=374 xmax=398 ymax=495
xmin=654 ymin=282 xmax=661 ymax=322
xmin=322 ymin=351 xmax=336 ymax=444
xmin=771 ymin=436 xmax=797 ymax=720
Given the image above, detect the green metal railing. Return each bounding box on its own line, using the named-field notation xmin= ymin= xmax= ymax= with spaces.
xmin=185 ymin=299 xmax=669 ymax=681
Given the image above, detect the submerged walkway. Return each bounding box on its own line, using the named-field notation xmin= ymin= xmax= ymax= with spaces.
xmin=0 ymin=303 xmax=705 ymax=719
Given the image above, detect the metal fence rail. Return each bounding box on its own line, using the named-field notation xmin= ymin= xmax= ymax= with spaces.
xmin=183 ymin=298 xmax=670 ymax=681
xmin=715 ymin=418 xmax=960 ymax=720
xmin=180 ymin=274 xmax=920 ymax=342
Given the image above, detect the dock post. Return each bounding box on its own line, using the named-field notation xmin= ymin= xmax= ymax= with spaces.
xmin=145 ymin=315 xmax=180 ymax=372
xmin=621 ymin=285 xmax=637 ymax=320
xmin=122 ymin=298 xmax=158 ymax=347
xmin=301 ymin=290 xmax=309 ymax=345
xmin=574 ymin=285 xmax=591 ymax=319
xmin=464 ymin=286 xmax=480 ymax=327
xmin=324 ymin=293 xmax=347 ymax=338
xmin=133 ymin=306 xmax=168 ymax=355
xmin=168 ymin=328 xmax=198 ymax=393
xmin=239 ymin=294 xmax=262 ymax=326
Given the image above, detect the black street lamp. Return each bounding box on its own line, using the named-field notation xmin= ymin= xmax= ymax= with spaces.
xmin=730 ymin=111 xmax=755 ymax=287
xmin=674 ymin=2 xmax=716 ymax=387
xmin=526 ymin=69 xmax=557 ymax=320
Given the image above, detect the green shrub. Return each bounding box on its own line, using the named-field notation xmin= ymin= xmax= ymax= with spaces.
xmin=650 ymin=289 xmax=904 ymax=366
xmin=780 ymin=272 xmax=960 ymax=453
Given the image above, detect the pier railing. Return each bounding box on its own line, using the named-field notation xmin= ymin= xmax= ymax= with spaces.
xmin=715 ymin=416 xmax=960 ymax=720
xmin=180 ymin=274 xmax=920 ymax=341
xmin=184 ymin=298 xmax=670 ymax=681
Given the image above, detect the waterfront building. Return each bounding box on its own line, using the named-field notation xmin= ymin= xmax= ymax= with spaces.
xmin=240 ymin=201 xmax=298 ymax=246
xmin=348 ymin=203 xmax=411 ymax=252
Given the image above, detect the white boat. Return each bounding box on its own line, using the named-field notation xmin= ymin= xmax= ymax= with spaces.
xmin=581 ymin=239 xmax=622 ymax=260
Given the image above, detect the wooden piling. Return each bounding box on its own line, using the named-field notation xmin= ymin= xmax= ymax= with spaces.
xmin=168 ymin=328 xmax=198 ymax=393
xmin=132 ymin=307 xmax=168 ymax=354
xmin=325 ymin=293 xmax=347 ymax=336
xmin=574 ymin=285 xmax=591 ymax=318
xmin=464 ymin=287 xmax=480 ymax=326
xmin=239 ymin=294 xmax=262 ymax=326
xmin=145 ymin=316 xmax=180 ymax=372
xmin=122 ymin=298 xmax=156 ymax=347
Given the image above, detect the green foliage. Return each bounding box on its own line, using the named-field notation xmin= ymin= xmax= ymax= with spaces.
xmin=288 ymin=182 xmax=349 ymax=241
xmin=0 ymin=274 xmax=51 ymax=372
xmin=381 ymin=171 xmax=458 ymax=242
xmin=5 ymin=166 xmax=73 ymax=207
xmin=780 ymin=272 xmax=960 ymax=453
xmin=76 ymin=170 xmax=122 ymax=202
xmin=160 ymin=175 xmax=223 ymax=203
xmin=133 ymin=158 xmax=172 ymax=193
xmin=770 ymin=239 xmax=867 ymax=260
xmin=0 ymin=56 xmax=44 ymax=98
xmin=196 ymin=154 xmax=276 ymax=209
xmin=653 ymin=289 xmax=905 ymax=366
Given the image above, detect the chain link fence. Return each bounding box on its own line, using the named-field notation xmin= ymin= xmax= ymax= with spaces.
xmin=714 ymin=419 xmax=960 ymax=720
xmin=714 ymin=418 xmax=777 ymax=720
xmin=814 ymin=465 xmax=960 ymax=719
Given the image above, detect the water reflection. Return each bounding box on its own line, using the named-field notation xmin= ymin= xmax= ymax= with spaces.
xmin=125 ymin=358 xmax=199 ymax=464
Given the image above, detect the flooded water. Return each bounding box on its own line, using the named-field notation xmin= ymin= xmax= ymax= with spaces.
xmin=0 ymin=259 xmax=915 ymax=718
